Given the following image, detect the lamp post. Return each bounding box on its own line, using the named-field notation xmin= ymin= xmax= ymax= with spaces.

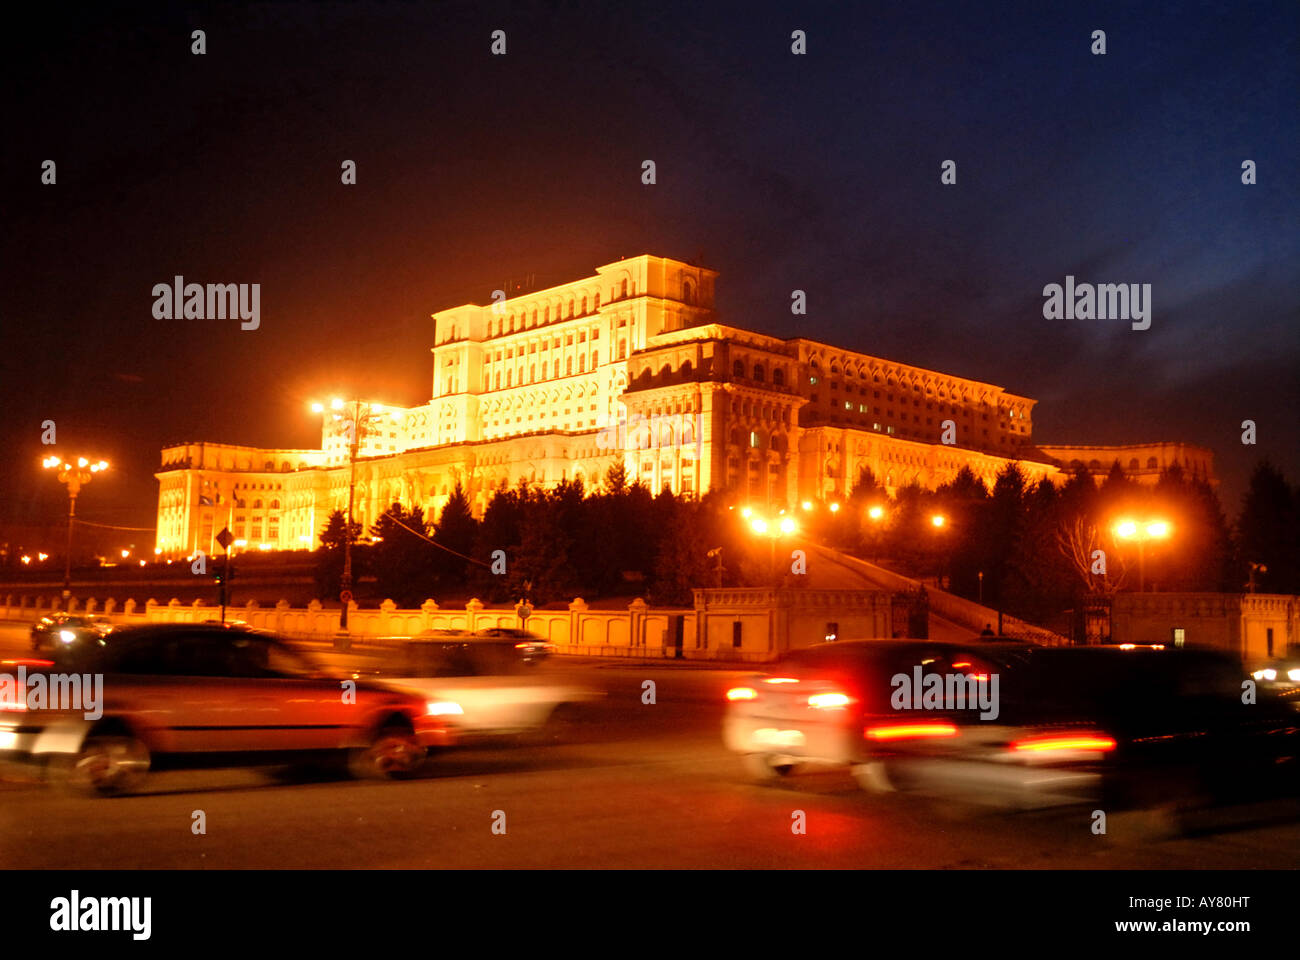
xmin=311 ymin=398 xmax=400 ymax=640
xmin=865 ymin=503 xmax=886 ymax=562
xmin=749 ymin=514 xmax=797 ymax=586
xmin=1113 ymin=519 xmax=1171 ymax=592
xmin=929 ymin=513 xmax=947 ymax=588
xmin=42 ymin=456 xmax=109 ymax=609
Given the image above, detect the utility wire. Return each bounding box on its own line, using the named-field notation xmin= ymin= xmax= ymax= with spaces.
xmin=380 ymin=512 xmax=493 ymax=570
xmin=71 ymin=519 xmax=157 ymax=531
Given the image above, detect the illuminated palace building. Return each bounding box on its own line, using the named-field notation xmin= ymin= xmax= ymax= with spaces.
xmin=154 ymin=255 xmax=1215 ymax=557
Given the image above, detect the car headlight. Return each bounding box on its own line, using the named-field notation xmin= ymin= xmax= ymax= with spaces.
xmin=1288 ymin=669 xmax=1300 ymax=683
xmin=426 ymin=701 xmax=463 ymax=716
xmin=58 ymin=630 xmax=77 ymax=644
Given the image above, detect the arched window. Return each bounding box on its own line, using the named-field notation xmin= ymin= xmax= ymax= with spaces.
xmin=683 ymin=280 xmax=695 ymax=305
xmin=567 ymin=357 xmax=573 ymax=375
xmin=529 ymin=364 xmax=535 ymax=382
xmin=773 ymin=368 xmax=785 ymax=387
xmin=507 ymin=370 xmax=513 ymax=387
xmin=578 ymin=354 xmax=586 ymax=372
xmin=253 ymin=499 xmax=263 ymax=509
xmin=566 ymin=298 xmax=574 ymax=318
xmin=580 ymin=296 xmax=587 ymax=315
xmin=1147 ymin=457 xmax=1158 ymax=469
xmin=753 ymin=364 xmax=765 ymax=383
xmin=1129 ymin=458 xmax=1139 ymax=471
xmin=495 ymin=373 xmax=502 ymax=389
xmin=733 ymin=360 xmax=745 ymax=378
xmin=270 ymin=500 xmax=280 ymax=509
xmin=621 ymin=279 xmax=628 ymax=298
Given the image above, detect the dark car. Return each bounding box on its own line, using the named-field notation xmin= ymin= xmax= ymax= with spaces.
xmin=0 ymin=623 xmax=453 ymax=795
xmin=30 ymin=613 xmax=113 ymax=654
xmin=876 ymin=645 xmax=1300 ymax=822
xmin=471 ymin=627 xmax=554 ymax=663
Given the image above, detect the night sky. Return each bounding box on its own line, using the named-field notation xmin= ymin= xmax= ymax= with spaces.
xmin=2 ymin=0 xmax=1296 ymax=541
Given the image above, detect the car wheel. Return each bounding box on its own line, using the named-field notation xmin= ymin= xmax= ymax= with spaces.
xmin=852 ymin=760 xmax=896 ymax=793
xmin=56 ymin=735 xmax=150 ymax=796
xmin=1104 ymin=805 xmax=1183 ymax=844
xmin=743 ymin=753 xmax=799 ymax=780
xmin=348 ymin=725 xmax=425 ymax=780
xmin=544 ymin=702 xmax=586 ymax=740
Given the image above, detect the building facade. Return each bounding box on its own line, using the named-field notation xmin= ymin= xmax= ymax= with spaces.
xmin=154 ymin=254 xmax=1216 ymax=558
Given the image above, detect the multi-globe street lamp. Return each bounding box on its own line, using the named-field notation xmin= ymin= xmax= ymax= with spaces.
xmin=41 ymin=455 xmax=109 ymax=608
xmin=1113 ymin=519 xmax=1172 ymax=592
xmin=309 ymin=398 xmax=401 ymax=637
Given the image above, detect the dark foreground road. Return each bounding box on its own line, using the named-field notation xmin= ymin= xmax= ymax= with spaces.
xmin=2 ymin=624 xmax=1298 ymax=869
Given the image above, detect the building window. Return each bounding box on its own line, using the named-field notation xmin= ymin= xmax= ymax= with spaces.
xmin=1172 ymin=627 xmax=1186 ymax=649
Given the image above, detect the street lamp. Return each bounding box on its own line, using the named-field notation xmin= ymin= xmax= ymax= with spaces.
xmin=42 ymin=455 xmax=109 ymax=608
xmin=748 ymin=514 xmax=798 ymax=585
xmin=310 ymin=398 xmax=400 ymax=639
xmin=1113 ymin=518 xmax=1172 ymax=592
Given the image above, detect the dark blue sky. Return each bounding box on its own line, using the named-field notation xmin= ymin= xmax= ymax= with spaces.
xmin=2 ymin=0 xmax=1296 ymax=534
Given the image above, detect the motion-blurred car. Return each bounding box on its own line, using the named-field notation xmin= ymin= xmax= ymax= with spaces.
xmin=1247 ymin=656 xmax=1300 ymax=691
xmin=877 ymin=646 xmax=1300 ymax=823
xmin=727 ymin=641 xmax=1300 ymax=819
xmin=30 ymin=613 xmax=113 ymax=654
xmin=0 ymin=623 xmax=452 ymax=795
xmin=724 ymin=639 xmax=1029 ymax=789
xmin=472 ymin=627 xmax=555 ymax=663
xmin=371 ymin=633 xmax=601 ymax=741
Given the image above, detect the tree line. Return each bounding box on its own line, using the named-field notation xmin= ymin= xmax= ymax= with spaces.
xmin=314 ymin=458 xmax=1300 ymax=626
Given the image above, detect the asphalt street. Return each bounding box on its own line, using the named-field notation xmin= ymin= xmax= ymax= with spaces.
xmin=2 ymin=622 xmax=1297 ymax=869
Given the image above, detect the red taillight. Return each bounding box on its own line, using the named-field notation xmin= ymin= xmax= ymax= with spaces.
xmin=1011 ymin=733 xmax=1116 ymax=753
xmin=866 ymin=722 xmax=958 ymax=740
xmin=808 ymin=692 xmax=854 ymax=709
xmin=726 ymin=687 xmax=757 ymax=701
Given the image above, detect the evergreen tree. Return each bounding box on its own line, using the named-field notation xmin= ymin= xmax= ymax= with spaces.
xmin=433 ymin=482 xmax=479 ymax=588
xmin=1237 ymin=461 xmax=1299 ymax=593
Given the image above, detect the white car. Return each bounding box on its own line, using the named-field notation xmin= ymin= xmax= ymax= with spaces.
xmin=375 ymin=635 xmax=603 ymax=740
